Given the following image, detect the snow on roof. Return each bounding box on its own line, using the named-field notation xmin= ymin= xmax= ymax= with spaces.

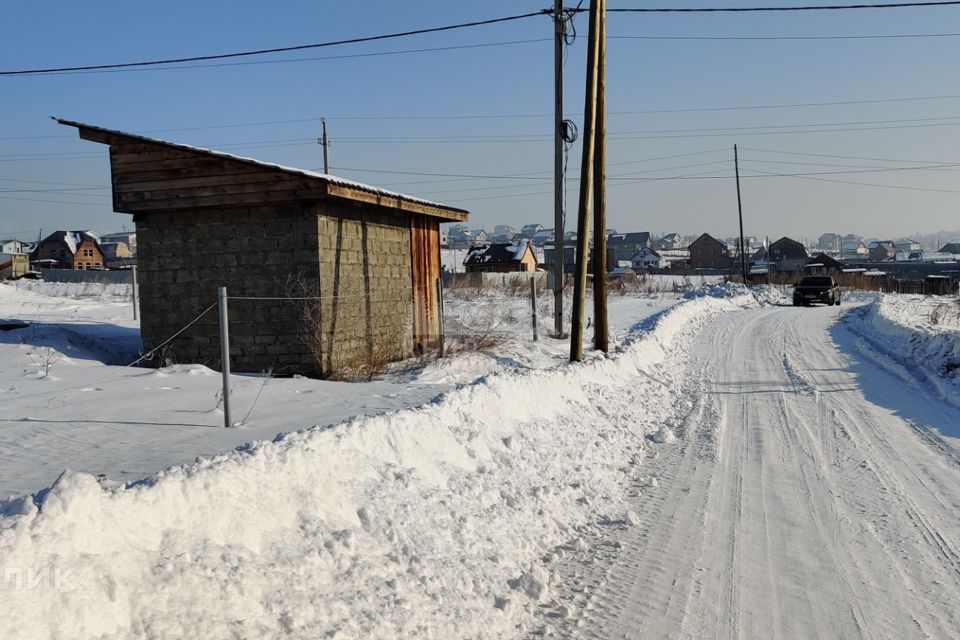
xmin=463 ymin=240 xmax=532 ymax=265
xmin=54 ymin=118 xmax=468 ymax=220
xmin=63 ymin=232 xmax=79 ymax=254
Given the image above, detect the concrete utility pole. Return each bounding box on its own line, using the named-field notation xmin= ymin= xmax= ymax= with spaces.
xmin=734 ymin=144 xmax=748 ymax=283
xmin=570 ymin=0 xmax=603 ymax=362
xmin=592 ymin=3 xmax=608 ymax=353
xmin=319 ymin=118 xmax=330 ymax=174
xmin=218 ymin=286 xmax=232 ymax=429
xmin=553 ymin=0 xmax=566 ymax=338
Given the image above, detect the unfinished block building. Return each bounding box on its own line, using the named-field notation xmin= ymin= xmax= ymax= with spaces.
xmin=58 ymin=119 xmax=468 ymax=376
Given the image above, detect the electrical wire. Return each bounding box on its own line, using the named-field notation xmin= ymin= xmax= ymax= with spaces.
xmin=601 ymin=1 xmax=960 ymax=13
xmin=743 ymin=165 xmax=960 ymax=193
xmin=740 ymin=146 xmax=960 ymax=165
xmin=3 ymin=2 xmax=956 ymax=76
xmin=10 ymin=39 xmax=552 ymax=77
xmin=609 ymin=31 xmax=960 ymax=40
xmin=0 ymin=11 xmax=551 ymax=76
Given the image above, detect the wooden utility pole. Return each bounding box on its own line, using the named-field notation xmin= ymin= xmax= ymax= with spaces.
xmin=319 ymin=117 xmax=330 ymax=174
xmin=592 ymin=3 xmax=608 ymax=353
xmin=570 ymin=0 xmax=603 ymax=362
xmin=734 ymin=144 xmax=748 ymax=283
xmin=553 ymin=0 xmax=566 ymax=337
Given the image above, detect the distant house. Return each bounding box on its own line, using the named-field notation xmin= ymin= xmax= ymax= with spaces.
xmin=630 ymin=247 xmax=665 ymax=270
xmin=464 ymin=240 xmax=538 ymax=273
xmin=32 ymin=230 xmax=105 ymax=269
xmin=490 ymin=224 xmax=516 ymax=243
xmin=940 ymin=242 xmax=960 ymax=255
xmin=99 ymin=231 xmax=136 ymax=255
xmin=840 ymin=240 xmax=868 ymax=259
xmin=100 ymin=241 xmax=135 ymax=265
xmin=748 ymin=247 xmax=769 ymax=275
xmin=447 ymin=226 xmax=488 ymax=248
xmin=894 ymin=238 xmax=921 ymax=253
xmin=659 ymin=248 xmax=690 ymax=271
xmin=867 ymin=241 xmax=895 ymax=262
xmin=688 ymin=233 xmax=732 ymax=270
xmin=543 ymin=241 xmax=577 ymax=274
xmin=0 ymin=252 xmax=29 ymax=279
xmin=818 ymin=233 xmax=841 ymax=253
xmin=531 ymin=227 xmax=554 ymax=247
xmin=606 ymin=232 xmax=651 ymax=270
xmin=1 ymin=240 xmax=30 ymax=255
xmin=518 ymin=223 xmax=544 ymax=240
xmin=653 ymin=232 xmax=682 ymax=250
xmin=769 ymin=237 xmax=809 ymax=272
xmin=805 ymin=253 xmax=844 ymax=274
xmin=469 ymin=229 xmax=489 ymax=244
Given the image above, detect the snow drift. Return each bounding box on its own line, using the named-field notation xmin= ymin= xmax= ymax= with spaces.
xmin=0 ymin=286 xmax=761 ymax=639
xmin=846 ymin=294 xmax=960 ymax=403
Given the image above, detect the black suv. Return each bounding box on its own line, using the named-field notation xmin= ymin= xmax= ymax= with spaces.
xmin=792 ymin=275 xmax=841 ymax=306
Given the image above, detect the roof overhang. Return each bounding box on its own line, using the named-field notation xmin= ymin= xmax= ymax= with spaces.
xmin=54 ymin=117 xmax=468 ymax=222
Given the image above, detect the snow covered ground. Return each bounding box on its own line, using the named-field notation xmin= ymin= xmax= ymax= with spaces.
xmin=2 ymin=282 xmax=958 ymax=639
xmin=0 ymin=282 xmax=678 ymax=498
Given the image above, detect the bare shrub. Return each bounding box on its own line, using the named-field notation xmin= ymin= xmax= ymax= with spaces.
xmin=27 ymin=347 xmax=63 ymax=378
xmin=444 ymin=297 xmax=511 ymax=353
xmin=285 ymin=272 xmax=325 ymax=375
xmin=239 ymin=366 xmax=273 ymax=424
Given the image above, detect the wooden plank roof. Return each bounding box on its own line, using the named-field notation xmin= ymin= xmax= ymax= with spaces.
xmin=54 ymin=118 xmax=469 ymax=222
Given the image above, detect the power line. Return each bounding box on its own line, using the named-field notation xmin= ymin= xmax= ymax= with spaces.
xmin=0 ymin=176 xmax=105 ymax=187
xmin=8 ymin=39 xmax=551 ymax=77
xmin=6 ymin=93 xmax=960 ymax=142
xmin=0 ymin=194 xmax=110 ymax=207
xmin=331 ymin=148 xmax=727 ymax=183
xmin=609 ymin=31 xmax=960 ymax=40
xmin=3 ymin=2 xmax=956 ymax=76
xmin=0 ymin=11 xmax=551 ymax=76
xmin=740 ymin=146 xmax=960 ymax=165
xmin=744 ymin=165 xmax=960 ymax=193
xmin=601 ymin=1 xmax=960 ymax=13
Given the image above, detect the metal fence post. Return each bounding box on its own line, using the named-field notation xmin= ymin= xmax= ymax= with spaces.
xmin=218 ymin=286 xmax=232 ymax=428
xmin=436 ymin=278 xmax=445 ymax=358
xmin=531 ymin=276 xmax=539 ymax=342
xmin=131 ymin=264 xmax=139 ymax=320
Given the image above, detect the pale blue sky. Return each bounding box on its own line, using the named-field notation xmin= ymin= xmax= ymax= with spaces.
xmin=2 ymin=1 xmax=960 ymax=244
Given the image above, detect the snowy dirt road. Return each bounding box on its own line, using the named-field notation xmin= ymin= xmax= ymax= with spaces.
xmin=560 ymin=303 xmax=960 ymax=639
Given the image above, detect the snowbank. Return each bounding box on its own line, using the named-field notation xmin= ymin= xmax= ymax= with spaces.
xmin=9 ymin=280 xmax=132 ymax=302
xmin=847 ymin=294 xmax=960 ymax=402
xmin=0 ymin=285 xmax=760 ymax=639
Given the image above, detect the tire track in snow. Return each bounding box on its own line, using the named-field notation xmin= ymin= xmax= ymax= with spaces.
xmin=565 ymin=302 xmax=960 ymax=639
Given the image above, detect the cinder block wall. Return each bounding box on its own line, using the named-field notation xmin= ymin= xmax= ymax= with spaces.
xmin=135 ymin=201 xmax=415 ymax=376
xmin=136 ymin=204 xmax=321 ymax=374
xmin=316 ymin=203 xmax=414 ymax=376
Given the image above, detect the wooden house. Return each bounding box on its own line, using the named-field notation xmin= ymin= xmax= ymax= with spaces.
xmin=57 ymin=119 xmax=468 ymax=377
xmin=805 ymin=253 xmax=844 ymax=274
xmin=688 ymin=233 xmax=733 ymax=270
xmin=32 ymin=230 xmax=105 ymax=270
xmin=463 ymin=241 xmax=537 ymax=273
xmin=769 ymin=237 xmax=809 ymax=272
